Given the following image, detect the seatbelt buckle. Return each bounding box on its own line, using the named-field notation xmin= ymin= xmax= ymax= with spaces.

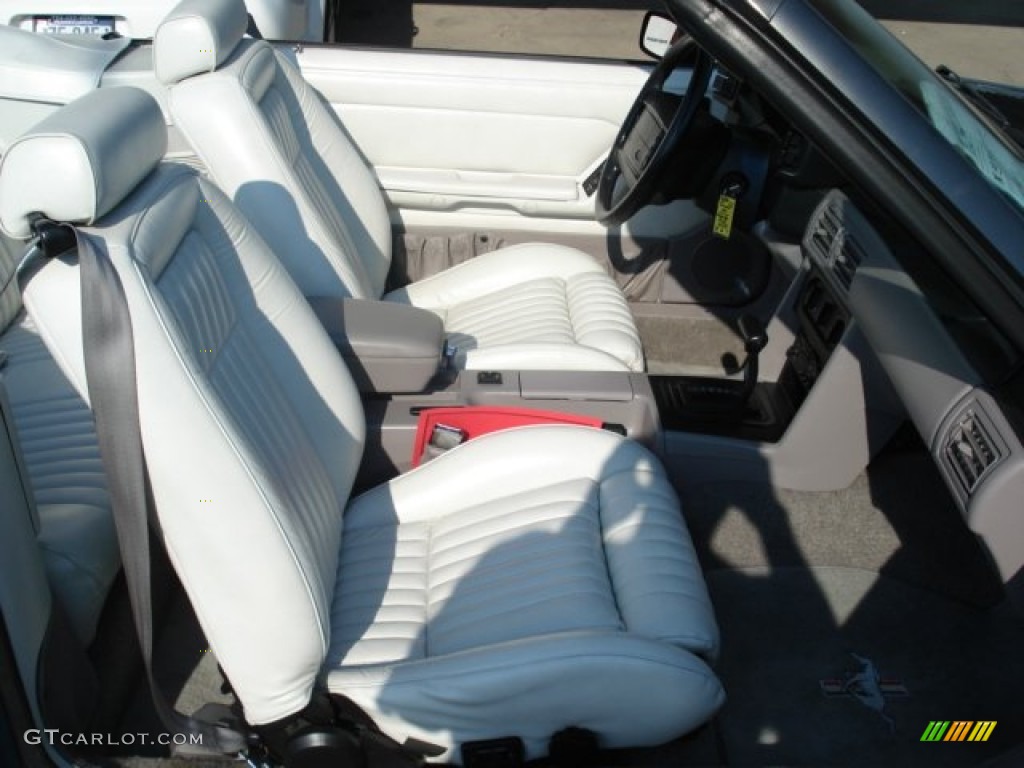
xmin=443 ymin=342 xmax=458 ymax=371
xmin=423 ymin=423 xmax=466 ymax=462
xmin=430 ymin=423 xmax=466 ymax=450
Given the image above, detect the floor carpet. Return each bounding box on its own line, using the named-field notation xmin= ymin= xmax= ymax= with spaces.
xmin=708 ymin=566 xmax=1024 ymax=767
xmin=635 ymin=315 xmax=747 ymax=376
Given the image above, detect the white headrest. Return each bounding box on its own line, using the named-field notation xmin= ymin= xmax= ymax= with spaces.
xmin=0 ymin=88 xmax=167 ymax=239
xmin=154 ymin=0 xmax=249 ymax=85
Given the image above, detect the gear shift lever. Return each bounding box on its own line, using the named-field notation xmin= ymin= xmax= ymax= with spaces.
xmin=671 ymin=314 xmax=769 ymax=421
xmin=737 ymin=314 xmax=768 ymax=408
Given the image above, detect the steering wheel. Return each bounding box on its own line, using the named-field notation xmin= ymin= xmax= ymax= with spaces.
xmin=596 ymin=40 xmax=716 ymax=226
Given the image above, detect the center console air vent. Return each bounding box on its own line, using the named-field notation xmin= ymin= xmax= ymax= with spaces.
xmin=805 ymin=195 xmax=862 ymax=293
xmin=833 ymin=237 xmax=863 ymax=291
xmin=943 ymin=403 xmax=1004 ymax=497
xmin=808 ymin=201 xmax=842 ymax=264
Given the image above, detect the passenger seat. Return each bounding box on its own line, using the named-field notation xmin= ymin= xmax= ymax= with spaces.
xmin=2 ymin=86 xmax=722 ymax=761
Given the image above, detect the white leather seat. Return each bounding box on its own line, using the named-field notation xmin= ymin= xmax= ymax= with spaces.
xmin=153 ymin=0 xmax=644 ymax=373
xmin=328 ymin=427 xmax=721 ymax=753
xmin=0 ymin=87 xmax=722 ymax=761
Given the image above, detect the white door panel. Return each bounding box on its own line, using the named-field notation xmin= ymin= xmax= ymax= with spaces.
xmin=292 ymin=46 xmax=649 ymax=123
xmin=288 ymin=44 xmax=707 ymax=248
xmin=289 ymin=46 xmax=650 ymax=224
xmin=339 ymin=104 xmax=618 ymax=177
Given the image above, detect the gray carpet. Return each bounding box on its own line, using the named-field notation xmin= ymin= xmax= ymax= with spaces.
xmin=708 ymin=567 xmax=1024 ymax=767
xmin=107 ymin=587 xmax=232 ymax=767
xmin=676 ymin=436 xmax=1003 ymax=606
xmin=668 ymin=430 xmax=1019 ymax=766
xmin=635 ymin=315 xmax=746 ymax=376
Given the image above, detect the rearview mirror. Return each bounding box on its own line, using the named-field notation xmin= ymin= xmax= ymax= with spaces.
xmin=639 ymin=11 xmax=679 ymax=59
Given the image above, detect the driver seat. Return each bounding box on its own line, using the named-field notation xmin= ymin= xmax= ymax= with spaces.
xmin=153 ymin=0 xmax=644 ymax=373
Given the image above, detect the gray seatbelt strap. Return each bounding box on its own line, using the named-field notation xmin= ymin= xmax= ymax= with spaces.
xmin=57 ymin=222 xmax=248 ymax=758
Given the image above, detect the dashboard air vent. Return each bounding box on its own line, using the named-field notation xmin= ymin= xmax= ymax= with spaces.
xmin=833 ymin=237 xmax=863 ymax=291
xmin=809 ymin=202 xmax=842 ymax=263
xmin=808 ymin=200 xmax=863 ymax=292
xmin=944 ymin=407 xmax=1002 ymax=496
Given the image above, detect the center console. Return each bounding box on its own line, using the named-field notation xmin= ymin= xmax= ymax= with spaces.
xmin=658 ymin=192 xmax=904 ymax=491
xmin=651 ymin=266 xmax=851 ymax=444
xmin=332 ymin=191 xmax=902 ymax=495
xmin=307 ymin=296 xmax=661 ymax=490
xmin=357 ymin=369 xmax=660 ymax=488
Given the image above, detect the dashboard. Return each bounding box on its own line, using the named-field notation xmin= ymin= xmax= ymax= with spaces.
xmin=805 ymin=190 xmax=1024 ymax=593
xmin=704 ymin=56 xmax=1024 ymax=598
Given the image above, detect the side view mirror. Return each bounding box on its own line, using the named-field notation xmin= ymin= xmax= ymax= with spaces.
xmin=639 ymin=11 xmax=680 ymax=60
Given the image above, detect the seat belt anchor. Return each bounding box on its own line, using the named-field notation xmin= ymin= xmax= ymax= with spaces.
xmin=27 ymin=213 xmax=77 ymax=259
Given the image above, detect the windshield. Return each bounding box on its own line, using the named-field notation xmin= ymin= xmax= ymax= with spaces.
xmin=810 ymin=0 xmax=1024 ymax=214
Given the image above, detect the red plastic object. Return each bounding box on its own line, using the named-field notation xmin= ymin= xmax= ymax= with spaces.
xmin=411 ymin=406 xmax=604 ymax=466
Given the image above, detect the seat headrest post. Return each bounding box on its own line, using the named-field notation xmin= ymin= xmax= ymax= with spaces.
xmin=0 ymin=87 xmax=167 ymax=240
xmin=154 ymin=0 xmax=250 ymax=85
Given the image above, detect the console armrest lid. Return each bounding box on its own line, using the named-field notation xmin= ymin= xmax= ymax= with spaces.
xmin=308 ymin=297 xmax=443 ymax=393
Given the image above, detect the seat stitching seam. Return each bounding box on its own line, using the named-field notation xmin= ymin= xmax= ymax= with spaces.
xmin=597 ymin=479 xmax=626 ymax=629
xmin=424 ymin=520 xmax=433 ymax=658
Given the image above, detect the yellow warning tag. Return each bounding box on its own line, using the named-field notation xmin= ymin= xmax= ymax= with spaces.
xmin=713 ymin=194 xmax=737 ymax=240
